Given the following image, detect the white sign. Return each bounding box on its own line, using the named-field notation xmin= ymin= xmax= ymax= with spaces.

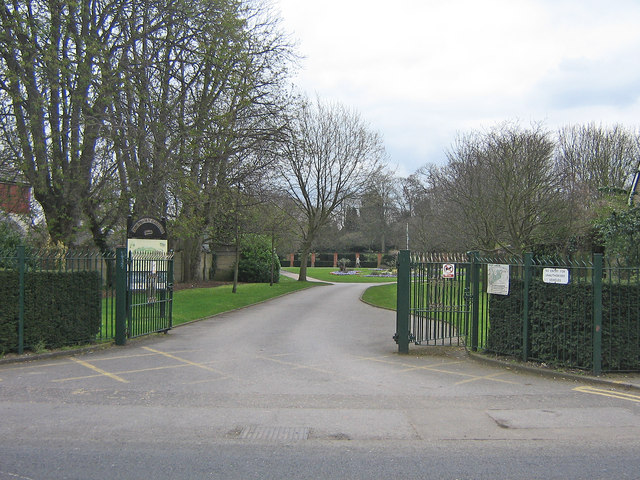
xmin=442 ymin=263 xmax=455 ymax=278
xmin=543 ymin=268 xmax=570 ymax=285
xmin=487 ymin=264 xmax=510 ymax=295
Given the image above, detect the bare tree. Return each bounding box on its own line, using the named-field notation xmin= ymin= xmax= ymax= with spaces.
xmin=431 ymin=122 xmax=568 ymax=253
xmin=556 ymin=123 xmax=638 ymax=199
xmin=555 ymin=123 xmax=639 ymax=236
xmin=278 ymin=97 xmax=386 ymax=281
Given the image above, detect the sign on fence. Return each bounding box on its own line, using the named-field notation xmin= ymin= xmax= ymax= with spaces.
xmin=543 ymin=268 xmax=570 ymax=285
xmin=442 ymin=263 xmax=455 ymax=278
xmin=487 ymin=264 xmax=510 ymax=295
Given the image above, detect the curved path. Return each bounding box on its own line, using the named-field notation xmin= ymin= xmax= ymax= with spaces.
xmin=1 ymin=280 xmax=640 ymax=479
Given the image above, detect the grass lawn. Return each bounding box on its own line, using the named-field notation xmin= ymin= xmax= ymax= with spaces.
xmin=361 ymin=283 xmax=397 ymax=310
xmin=171 ymin=275 xmax=320 ymax=326
xmin=283 ymin=266 xmax=396 ymax=283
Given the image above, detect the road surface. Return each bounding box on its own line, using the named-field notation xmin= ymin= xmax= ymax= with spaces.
xmin=1 ymin=281 xmax=640 ymax=479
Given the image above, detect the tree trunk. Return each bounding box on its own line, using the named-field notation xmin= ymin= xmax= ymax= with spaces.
xmin=298 ymin=240 xmax=312 ymax=282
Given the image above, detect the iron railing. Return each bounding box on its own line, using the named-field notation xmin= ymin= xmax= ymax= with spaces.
xmin=1 ymin=246 xmax=174 ymax=355
xmin=0 ymin=247 xmax=117 ymax=354
xmin=396 ymin=250 xmax=640 ymax=374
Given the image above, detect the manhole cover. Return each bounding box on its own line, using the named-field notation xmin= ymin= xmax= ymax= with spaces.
xmin=238 ymin=425 xmax=310 ymax=441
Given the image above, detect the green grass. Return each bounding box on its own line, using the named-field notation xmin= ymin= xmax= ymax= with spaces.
xmin=171 ymin=276 xmax=319 ymax=325
xmin=361 ymin=283 xmax=397 ymax=310
xmin=283 ymin=267 xmax=397 ymax=283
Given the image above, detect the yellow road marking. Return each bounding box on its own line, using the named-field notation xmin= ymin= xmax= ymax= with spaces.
xmin=81 ymin=349 xmax=200 ymax=363
xmin=258 ymin=355 xmax=336 ymax=375
xmin=70 ymin=357 xmax=129 ymax=383
xmin=574 ymin=386 xmax=640 ymax=403
xmin=183 ymin=377 xmax=232 ymax=385
xmin=142 ymin=347 xmax=230 ymax=376
xmin=53 ymin=359 xmax=229 ymax=383
xmin=455 ymin=371 xmax=511 ymax=385
xmin=354 ymin=355 xmax=520 ymax=385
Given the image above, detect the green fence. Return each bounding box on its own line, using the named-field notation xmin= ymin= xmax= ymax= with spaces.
xmin=0 ymin=246 xmax=174 ymax=355
xmin=396 ymin=250 xmax=640 ymax=374
xmin=0 ymin=247 xmax=116 ymax=354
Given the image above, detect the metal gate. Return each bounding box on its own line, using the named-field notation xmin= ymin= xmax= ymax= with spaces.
xmin=127 ymin=252 xmax=174 ymax=338
xmin=410 ymin=253 xmax=471 ymax=345
xmin=409 ymin=254 xmax=470 ymax=345
xmin=114 ymin=248 xmax=174 ymax=344
xmin=395 ymin=250 xmax=480 ymax=353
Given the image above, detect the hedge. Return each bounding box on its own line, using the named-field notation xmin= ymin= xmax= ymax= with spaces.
xmin=488 ymin=278 xmax=640 ymax=371
xmin=0 ymin=270 xmax=102 ymax=353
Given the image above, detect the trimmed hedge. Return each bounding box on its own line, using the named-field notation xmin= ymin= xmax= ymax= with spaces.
xmin=0 ymin=270 xmax=102 ymax=353
xmin=488 ymin=278 xmax=640 ymax=371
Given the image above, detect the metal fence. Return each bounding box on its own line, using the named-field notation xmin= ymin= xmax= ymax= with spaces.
xmin=0 ymin=247 xmax=116 ymax=354
xmin=0 ymin=246 xmax=173 ymax=355
xmin=396 ymin=250 xmax=640 ymax=374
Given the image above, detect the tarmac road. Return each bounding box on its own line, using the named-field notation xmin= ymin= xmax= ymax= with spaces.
xmin=1 ymin=279 xmax=640 ymax=479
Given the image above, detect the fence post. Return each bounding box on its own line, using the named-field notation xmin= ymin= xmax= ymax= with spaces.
xmin=468 ymin=251 xmax=480 ymax=351
xmin=115 ymin=247 xmax=127 ymax=346
xmin=592 ymin=253 xmax=603 ymax=375
xmin=168 ymin=253 xmax=174 ymax=330
xmin=522 ymin=253 xmax=533 ymax=362
xmin=395 ymin=249 xmax=410 ymax=354
xmin=17 ymin=245 xmax=25 ymax=354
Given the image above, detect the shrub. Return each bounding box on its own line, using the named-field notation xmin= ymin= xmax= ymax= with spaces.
xmin=338 ymin=258 xmax=351 ymax=272
xmin=237 ymin=234 xmax=280 ymax=283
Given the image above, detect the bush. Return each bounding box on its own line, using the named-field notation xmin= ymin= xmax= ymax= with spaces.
xmin=237 ymin=234 xmax=280 ymax=283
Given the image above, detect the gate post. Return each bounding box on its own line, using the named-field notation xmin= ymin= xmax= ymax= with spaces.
xmin=522 ymin=253 xmax=533 ymax=362
xmin=592 ymin=253 xmax=603 ymax=375
xmin=395 ymin=250 xmax=411 ymax=354
xmin=467 ymin=251 xmax=480 ymax=351
xmin=115 ymin=247 xmax=127 ymax=346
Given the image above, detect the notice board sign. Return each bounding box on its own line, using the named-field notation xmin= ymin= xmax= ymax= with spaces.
xmin=487 ymin=264 xmax=510 ymax=295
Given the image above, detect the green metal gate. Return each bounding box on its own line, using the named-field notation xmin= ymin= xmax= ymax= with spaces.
xmin=410 ymin=253 xmax=472 ymax=346
xmin=115 ymin=248 xmax=174 ymax=344
xmin=395 ymin=250 xmax=479 ymax=353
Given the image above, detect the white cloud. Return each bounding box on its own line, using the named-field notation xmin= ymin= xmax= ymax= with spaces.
xmin=276 ymin=0 xmax=640 ymax=174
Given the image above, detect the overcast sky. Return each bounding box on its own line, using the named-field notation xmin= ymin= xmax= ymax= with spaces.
xmin=275 ymin=0 xmax=640 ymax=176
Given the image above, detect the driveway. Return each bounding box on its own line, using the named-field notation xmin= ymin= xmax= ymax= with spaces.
xmin=1 ymin=280 xmax=640 ymax=479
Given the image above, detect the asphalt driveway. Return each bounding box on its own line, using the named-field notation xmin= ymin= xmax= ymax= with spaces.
xmin=1 ymin=280 xmax=640 ymax=479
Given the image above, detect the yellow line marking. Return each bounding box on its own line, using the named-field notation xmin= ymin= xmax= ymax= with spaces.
xmin=574 ymin=386 xmax=640 ymax=403
xmin=142 ymin=347 xmax=231 ymax=376
xmin=183 ymin=377 xmax=232 ymax=385
xmin=397 ymin=361 xmax=464 ymax=372
xmin=69 ymin=357 xmax=129 ymax=384
xmin=455 ymin=371 xmax=511 ymax=385
xmin=354 ymin=355 xmax=520 ymax=385
xmin=53 ymin=362 xmax=194 ymax=382
xmin=258 ymin=355 xmax=336 ymax=375
xmin=53 ymin=358 xmax=231 ymax=383
xmin=83 ymin=349 xmax=200 ymax=363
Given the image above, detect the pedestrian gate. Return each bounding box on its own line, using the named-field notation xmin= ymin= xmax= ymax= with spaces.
xmin=115 ymin=248 xmax=174 ymax=345
xmin=395 ymin=251 xmax=479 ymax=353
